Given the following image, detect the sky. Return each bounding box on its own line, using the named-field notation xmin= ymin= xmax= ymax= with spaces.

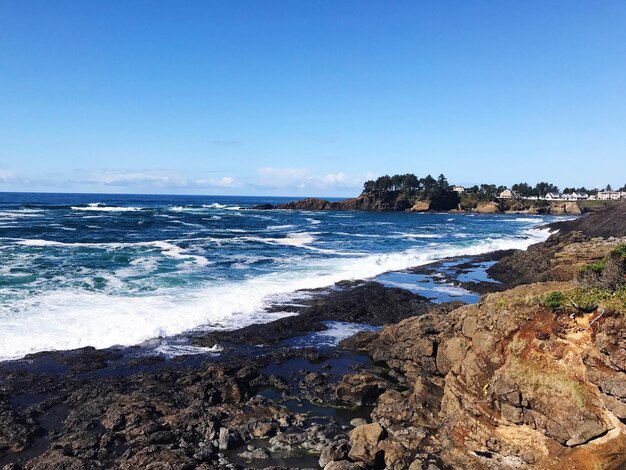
xmin=1 ymin=1 xmax=625 ymax=197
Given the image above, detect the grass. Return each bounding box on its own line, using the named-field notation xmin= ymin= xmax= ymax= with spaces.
xmin=545 ymin=291 xmax=566 ymax=310
xmin=541 ymin=286 xmax=626 ymax=315
xmin=577 ymin=200 xmax=615 ymax=211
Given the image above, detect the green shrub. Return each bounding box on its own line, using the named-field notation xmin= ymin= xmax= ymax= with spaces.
xmin=578 ymin=261 xmax=606 ymax=275
xmin=610 ymin=244 xmax=626 ymax=259
xmin=545 ymin=291 xmax=566 ymax=310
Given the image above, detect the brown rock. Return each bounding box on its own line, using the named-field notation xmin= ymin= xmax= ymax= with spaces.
xmin=335 ymin=373 xmax=390 ymax=406
xmin=348 ymin=423 xmax=386 ymax=465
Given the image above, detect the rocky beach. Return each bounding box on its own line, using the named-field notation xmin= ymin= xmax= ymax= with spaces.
xmin=1 ymin=202 xmax=626 ymax=469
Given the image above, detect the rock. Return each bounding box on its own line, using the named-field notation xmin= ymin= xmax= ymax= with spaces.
xmin=549 ymin=200 xmax=626 ymax=238
xmin=335 ymin=373 xmax=390 ymax=406
xmin=474 ymin=201 xmax=502 ymax=213
xmin=324 ymin=461 xmax=362 ymax=470
xmin=348 ymin=423 xmax=386 ymax=466
xmin=238 ymin=446 xmax=270 ymax=460
xmin=409 ymin=200 xmax=430 ymax=212
xmin=488 ymin=231 xmax=626 ymax=287
xmin=250 ymin=421 xmax=277 ymax=438
xmin=319 ymin=440 xmax=350 ymax=467
xmin=350 ymin=418 xmax=368 ymax=427
xmin=195 ymin=282 xmax=443 ymax=346
xmin=218 ymin=427 xmax=242 ymax=450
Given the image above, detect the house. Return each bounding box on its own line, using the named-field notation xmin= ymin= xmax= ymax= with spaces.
xmin=598 ymin=191 xmax=622 ymax=201
xmin=563 ymin=192 xmax=588 ymax=201
xmin=452 ymin=185 xmax=465 ymax=193
xmin=544 ymin=193 xmax=562 ymax=200
xmin=499 ymin=189 xmax=514 ymax=199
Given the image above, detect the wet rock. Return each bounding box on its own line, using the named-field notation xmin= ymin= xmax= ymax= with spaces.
xmin=238 ymin=445 xmax=270 ymax=460
xmin=319 ymin=440 xmax=350 ymax=467
xmin=335 ymin=373 xmax=390 ymax=406
xmin=218 ymin=428 xmax=242 ymax=450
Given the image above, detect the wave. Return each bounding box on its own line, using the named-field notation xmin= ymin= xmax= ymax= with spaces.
xmin=391 ymin=232 xmax=443 ymax=239
xmin=503 ymin=217 xmax=545 ymax=223
xmin=15 ymin=239 xmax=210 ymax=266
xmin=266 ymin=224 xmax=296 ymax=230
xmin=0 ymin=228 xmax=551 ymax=361
xmin=72 ymin=204 xmax=142 ymax=212
xmin=0 ymin=210 xmax=44 ymax=218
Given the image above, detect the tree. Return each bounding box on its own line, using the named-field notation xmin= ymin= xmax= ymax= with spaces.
xmin=436 ymin=173 xmax=449 ymax=190
xmin=421 ymin=175 xmax=437 ymax=198
xmin=534 ymin=182 xmax=559 ymax=197
xmin=511 ymin=182 xmax=533 ymax=197
xmin=362 ymin=180 xmax=375 ymax=194
xmin=620 ymin=183 xmax=626 ymax=192
xmin=606 ymin=184 xmax=613 ymax=191
xmin=391 ymin=174 xmax=403 ymax=191
xmin=374 ymin=175 xmax=393 ymax=193
xmin=400 ymin=174 xmax=419 ymax=193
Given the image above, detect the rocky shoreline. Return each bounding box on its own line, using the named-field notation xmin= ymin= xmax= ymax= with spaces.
xmin=253 ymin=194 xmax=591 ymax=215
xmin=2 ymin=203 xmax=626 ymax=469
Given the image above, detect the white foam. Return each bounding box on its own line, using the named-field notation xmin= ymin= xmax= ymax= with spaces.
xmin=391 ymin=232 xmax=443 ymax=239
xmin=266 ymin=224 xmax=296 ymax=231
xmin=504 ymin=217 xmax=544 ymax=223
xmin=15 ymin=239 xmax=210 ymax=266
xmin=0 ymin=228 xmax=551 ymax=361
xmin=0 ymin=211 xmax=43 ymax=218
xmin=72 ymin=204 xmax=142 ymax=212
xmin=299 ymin=322 xmax=380 ymax=347
xmin=306 ymin=218 xmax=321 ymax=225
xmin=244 ymin=232 xmax=317 ymax=248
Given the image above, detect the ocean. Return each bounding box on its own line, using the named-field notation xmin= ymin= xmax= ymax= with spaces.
xmin=0 ymin=192 xmax=554 ymax=361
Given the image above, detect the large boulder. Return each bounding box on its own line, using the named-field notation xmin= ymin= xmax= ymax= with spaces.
xmin=348 ymin=423 xmax=386 ymax=466
xmin=474 ymin=201 xmax=502 ymax=213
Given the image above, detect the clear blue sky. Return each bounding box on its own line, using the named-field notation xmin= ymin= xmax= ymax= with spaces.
xmin=1 ymin=1 xmax=625 ymax=196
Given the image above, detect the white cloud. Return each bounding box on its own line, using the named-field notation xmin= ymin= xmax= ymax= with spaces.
xmin=83 ymin=169 xmax=238 ymax=189
xmin=255 ymin=167 xmax=366 ymax=191
xmin=194 ymin=176 xmax=238 ymax=188
xmin=0 ymin=169 xmax=17 ymax=182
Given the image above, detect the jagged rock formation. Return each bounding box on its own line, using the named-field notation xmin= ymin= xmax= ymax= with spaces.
xmin=548 ymin=201 xmax=626 ymax=238
xmin=256 ymin=194 xmax=591 ymax=214
xmin=488 ymin=233 xmax=626 ymax=287
xmin=489 ymin=202 xmax=626 ymax=287
xmin=339 ymin=281 xmax=626 ymax=469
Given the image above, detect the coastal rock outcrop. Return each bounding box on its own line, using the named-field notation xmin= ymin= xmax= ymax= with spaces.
xmin=488 ymin=233 xmax=626 ymax=287
xmin=339 ymin=281 xmax=626 ymax=469
xmin=548 ymin=200 xmax=626 ymax=238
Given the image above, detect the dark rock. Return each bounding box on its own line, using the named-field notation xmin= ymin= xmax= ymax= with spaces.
xmin=335 ymin=373 xmax=390 ymax=406
xmin=548 ymin=200 xmax=626 ymax=238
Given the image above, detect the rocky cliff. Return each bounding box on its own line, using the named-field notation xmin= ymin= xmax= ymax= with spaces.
xmin=339 ymin=278 xmax=626 ymax=469
xmin=256 ymin=194 xmax=588 ymax=214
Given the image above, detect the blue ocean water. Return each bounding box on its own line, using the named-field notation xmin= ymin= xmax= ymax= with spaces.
xmin=0 ymin=192 xmax=553 ymax=360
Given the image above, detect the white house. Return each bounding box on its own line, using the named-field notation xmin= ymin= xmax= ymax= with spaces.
xmin=544 ymin=193 xmax=562 ymax=200
xmin=499 ymin=189 xmax=514 ymax=199
xmin=598 ymin=191 xmax=622 ymax=201
xmin=563 ymin=192 xmax=588 ymax=201
xmin=452 ymin=185 xmax=465 ymax=193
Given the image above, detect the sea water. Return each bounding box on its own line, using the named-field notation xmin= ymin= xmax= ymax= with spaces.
xmin=0 ymin=192 xmax=555 ymax=360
